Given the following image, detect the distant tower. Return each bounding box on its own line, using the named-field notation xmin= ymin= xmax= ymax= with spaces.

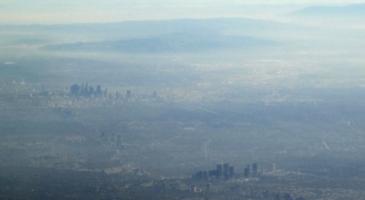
xmin=244 ymin=165 xmax=250 ymax=178
xmin=193 ymin=171 xmax=203 ymax=180
xmin=89 ymin=86 xmax=95 ymax=97
xmin=116 ymin=135 xmax=122 ymax=147
xmin=70 ymin=84 xmax=80 ymax=96
xmin=208 ymin=170 xmax=217 ymax=178
xmin=115 ymin=91 xmax=121 ymax=99
xmin=126 ymin=90 xmax=132 ymax=98
xmin=223 ymin=163 xmax=229 ymax=179
xmin=152 ymin=91 xmax=157 ymax=98
xmin=252 ymin=163 xmax=258 ymax=177
xmin=216 ymin=164 xmax=223 ymax=178
xmin=103 ymin=88 xmax=108 ymax=98
xmin=228 ymin=166 xmax=234 ymax=178
xmin=96 ymin=85 xmax=102 ymax=97
xmin=202 ymin=171 xmax=208 ymax=180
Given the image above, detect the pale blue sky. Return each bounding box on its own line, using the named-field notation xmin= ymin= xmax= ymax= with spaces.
xmin=0 ymin=0 xmax=364 ymax=24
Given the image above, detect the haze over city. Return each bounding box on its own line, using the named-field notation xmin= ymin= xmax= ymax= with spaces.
xmin=1 ymin=1 xmax=365 ymax=200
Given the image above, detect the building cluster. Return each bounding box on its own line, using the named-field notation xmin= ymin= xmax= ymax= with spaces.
xmin=69 ymin=83 xmax=106 ymax=98
xmin=193 ymin=163 xmax=235 ymax=180
xmin=244 ymin=162 xmax=259 ymax=178
xmin=193 ymin=162 xmax=262 ymax=181
xmin=69 ymin=83 xmax=136 ymax=100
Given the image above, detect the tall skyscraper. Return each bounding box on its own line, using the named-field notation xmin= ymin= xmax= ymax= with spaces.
xmin=223 ymin=163 xmax=230 ymax=179
xmin=244 ymin=165 xmax=250 ymax=178
xmin=216 ymin=164 xmax=223 ymax=178
xmin=252 ymin=163 xmax=258 ymax=177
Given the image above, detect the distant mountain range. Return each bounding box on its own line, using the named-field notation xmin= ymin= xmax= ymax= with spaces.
xmin=27 ymin=18 xmax=283 ymax=53
xmin=1 ymin=18 xmax=282 ymax=33
xmin=44 ymin=32 xmax=274 ymax=53
xmin=295 ymin=4 xmax=365 ymax=17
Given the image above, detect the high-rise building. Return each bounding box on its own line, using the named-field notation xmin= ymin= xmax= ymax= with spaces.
xmin=244 ymin=165 xmax=250 ymax=178
xmin=126 ymin=90 xmax=131 ymax=98
xmin=252 ymin=163 xmax=258 ymax=177
xmin=223 ymin=163 xmax=230 ymax=179
xmin=202 ymin=171 xmax=208 ymax=180
xmin=193 ymin=163 xmax=236 ymax=181
xmin=216 ymin=164 xmax=223 ymax=178
xmin=208 ymin=170 xmax=217 ymax=178
xmin=193 ymin=171 xmax=206 ymax=180
xmin=228 ymin=166 xmax=234 ymax=178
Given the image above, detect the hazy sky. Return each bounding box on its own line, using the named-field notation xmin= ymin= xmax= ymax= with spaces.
xmin=0 ymin=0 xmax=364 ymax=24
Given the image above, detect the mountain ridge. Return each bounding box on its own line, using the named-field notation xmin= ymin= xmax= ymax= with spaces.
xmin=294 ymin=3 xmax=365 ymax=16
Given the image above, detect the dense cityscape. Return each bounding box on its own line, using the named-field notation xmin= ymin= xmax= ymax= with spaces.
xmin=2 ymin=1 xmax=365 ymax=199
